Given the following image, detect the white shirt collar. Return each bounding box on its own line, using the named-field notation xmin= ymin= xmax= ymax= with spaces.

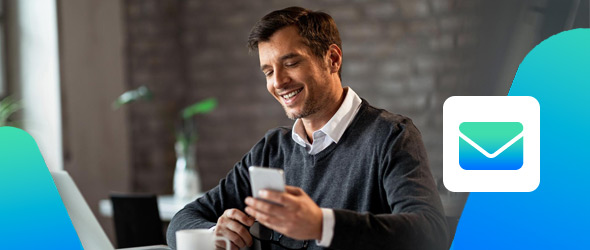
xmin=291 ymin=87 xmax=362 ymax=153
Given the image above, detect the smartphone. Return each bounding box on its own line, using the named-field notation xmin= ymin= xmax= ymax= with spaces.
xmin=248 ymin=166 xmax=285 ymax=204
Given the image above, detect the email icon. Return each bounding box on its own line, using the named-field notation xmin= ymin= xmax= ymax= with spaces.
xmin=459 ymin=122 xmax=523 ymax=170
xmin=443 ymin=96 xmax=540 ymax=192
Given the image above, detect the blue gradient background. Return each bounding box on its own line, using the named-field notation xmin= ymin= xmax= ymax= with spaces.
xmin=0 ymin=127 xmax=82 ymax=249
xmin=452 ymin=29 xmax=590 ymax=249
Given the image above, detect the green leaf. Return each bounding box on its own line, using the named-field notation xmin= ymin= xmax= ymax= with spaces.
xmin=0 ymin=96 xmax=22 ymax=126
xmin=112 ymin=85 xmax=153 ymax=109
xmin=181 ymin=98 xmax=217 ymax=119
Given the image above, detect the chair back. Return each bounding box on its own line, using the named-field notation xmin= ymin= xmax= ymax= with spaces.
xmin=110 ymin=193 xmax=165 ymax=248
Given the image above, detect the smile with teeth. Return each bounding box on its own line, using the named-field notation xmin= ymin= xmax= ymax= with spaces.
xmin=281 ymin=88 xmax=302 ymax=99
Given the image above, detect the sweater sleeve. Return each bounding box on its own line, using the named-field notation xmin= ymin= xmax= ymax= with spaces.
xmin=329 ymin=120 xmax=449 ymax=250
xmin=166 ymin=142 xmax=258 ymax=249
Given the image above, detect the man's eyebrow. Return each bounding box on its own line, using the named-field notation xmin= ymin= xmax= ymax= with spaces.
xmin=260 ymin=53 xmax=301 ymax=71
xmin=279 ymin=53 xmax=300 ymax=61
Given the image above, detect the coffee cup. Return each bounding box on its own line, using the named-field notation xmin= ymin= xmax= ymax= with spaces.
xmin=176 ymin=229 xmax=230 ymax=250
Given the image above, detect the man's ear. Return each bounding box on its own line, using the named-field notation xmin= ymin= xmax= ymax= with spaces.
xmin=326 ymin=44 xmax=342 ymax=74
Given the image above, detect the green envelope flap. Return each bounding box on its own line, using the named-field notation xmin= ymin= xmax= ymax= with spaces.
xmin=459 ymin=122 xmax=523 ymax=154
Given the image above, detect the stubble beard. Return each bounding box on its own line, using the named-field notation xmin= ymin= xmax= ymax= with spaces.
xmin=283 ymin=64 xmax=331 ymax=120
xmin=283 ymin=93 xmax=321 ymax=120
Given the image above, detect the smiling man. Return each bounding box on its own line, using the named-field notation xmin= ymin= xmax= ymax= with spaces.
xmin=260 ymin=25 xmax=343 ymax=124
xmin=167 ymin=7 xmax=448 ymax=250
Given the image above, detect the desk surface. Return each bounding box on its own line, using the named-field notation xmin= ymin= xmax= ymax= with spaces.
xmin=99 ymin=195 xmax=202 ymax=221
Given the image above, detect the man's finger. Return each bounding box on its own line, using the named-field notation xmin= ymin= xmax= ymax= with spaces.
xmin=223 ymin=208 xmax=255 ymax=226
xmin=245 ymin=205 xmax=280 ymax=225
xmin=216 ymin=225 xmax=247 ymax=249
xmin=247 ymin=206 xmax=277 ymax=226
xmin=245 ymin=206 xmax=264 ymax=219
xmin=245 ymin=196 xmax=288 ymax=215
xmin=257 ymin=189 xmax=298 ymax=207
xmin=284 ymin=185 xmax=303 ymax=195
xmin=225 ymin=219 xmax=253 ymax=247
xmin=215 ymin=238 xmax=238 ymax=250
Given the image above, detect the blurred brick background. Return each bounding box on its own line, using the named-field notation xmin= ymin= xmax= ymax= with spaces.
xmin=121 ymin=0 xmax=487 ymax=203
xmin=120 ymin=0 xmax=590 ymax=218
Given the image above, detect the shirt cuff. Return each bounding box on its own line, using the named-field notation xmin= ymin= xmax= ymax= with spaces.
xmin=316 ymin=208 xmax=335 ymax=247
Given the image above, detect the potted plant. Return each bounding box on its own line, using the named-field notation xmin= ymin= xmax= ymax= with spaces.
xmin=173 ymin=98 xmax=217 ymax=199
xmin=114 ymin=86 xmax=217 ymax=199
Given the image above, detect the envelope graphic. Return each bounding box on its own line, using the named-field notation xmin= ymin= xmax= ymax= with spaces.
xmin=459 ymin=122 xmax=523 ymax=170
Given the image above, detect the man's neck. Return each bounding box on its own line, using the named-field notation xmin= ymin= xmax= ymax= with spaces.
xmin=301 ymin=87 xmax=347 ymax=143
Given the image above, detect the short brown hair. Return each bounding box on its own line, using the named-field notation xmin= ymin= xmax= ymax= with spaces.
xmin=248 ymin=6 xmax=342 ymax=77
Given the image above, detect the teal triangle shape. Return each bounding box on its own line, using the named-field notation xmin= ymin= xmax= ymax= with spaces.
xmin=0 ymin=126 xmax=83 ymax=249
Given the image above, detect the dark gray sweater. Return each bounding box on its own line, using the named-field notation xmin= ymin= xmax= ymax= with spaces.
xmin=167 ymin=100 xmax=448 ymax=250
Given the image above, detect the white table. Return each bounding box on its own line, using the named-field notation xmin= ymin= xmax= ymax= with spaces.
xmin=99 ymin=195 xmax=202 ymax=221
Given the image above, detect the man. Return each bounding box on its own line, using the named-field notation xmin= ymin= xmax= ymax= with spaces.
xmin=167 ymin=6 xmax=448 ymax=250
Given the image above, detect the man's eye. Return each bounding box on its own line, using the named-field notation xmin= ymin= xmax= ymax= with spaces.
xmin=264 ymin=71 xmax=273 ymax=77
xmin=285 ymin=61 xmax=299 ymax=67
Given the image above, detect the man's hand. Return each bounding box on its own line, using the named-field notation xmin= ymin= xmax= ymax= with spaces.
xmin=244 ymin=186 xmax=323 ymax=241
xmin=214 ymin=209 xmax=255 ymax=250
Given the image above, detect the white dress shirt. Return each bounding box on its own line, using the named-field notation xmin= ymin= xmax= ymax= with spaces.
xmin=291 ymin=87 xmax=362 ymax=247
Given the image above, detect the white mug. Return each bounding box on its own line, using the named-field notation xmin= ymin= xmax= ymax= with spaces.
xmin=176 ymin=229 xmax=230 ymax=250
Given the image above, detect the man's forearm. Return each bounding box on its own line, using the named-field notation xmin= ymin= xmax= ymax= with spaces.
xmin=328 ymin=209 xmax=448 ymax=250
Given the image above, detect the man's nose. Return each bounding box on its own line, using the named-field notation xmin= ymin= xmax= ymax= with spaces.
xmin=272 ymin=68 xmax=290 ymax=89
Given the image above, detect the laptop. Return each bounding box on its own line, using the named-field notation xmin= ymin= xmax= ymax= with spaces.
xmin=51 ymin=170 xmax=170 ymax=250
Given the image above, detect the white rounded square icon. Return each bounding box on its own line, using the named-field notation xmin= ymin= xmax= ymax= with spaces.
xmin=443 ymin=96 xmax=540 ymax=192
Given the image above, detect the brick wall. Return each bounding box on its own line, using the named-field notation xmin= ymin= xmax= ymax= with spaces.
xmin=122 ymin=0 xmax=490 ymax=214
xmin=124 ymin=0 xmax=186 ymax=192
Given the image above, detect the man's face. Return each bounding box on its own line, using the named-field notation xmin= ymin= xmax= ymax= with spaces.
xmin=258 ymin=26 xmax=336 ymax=120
